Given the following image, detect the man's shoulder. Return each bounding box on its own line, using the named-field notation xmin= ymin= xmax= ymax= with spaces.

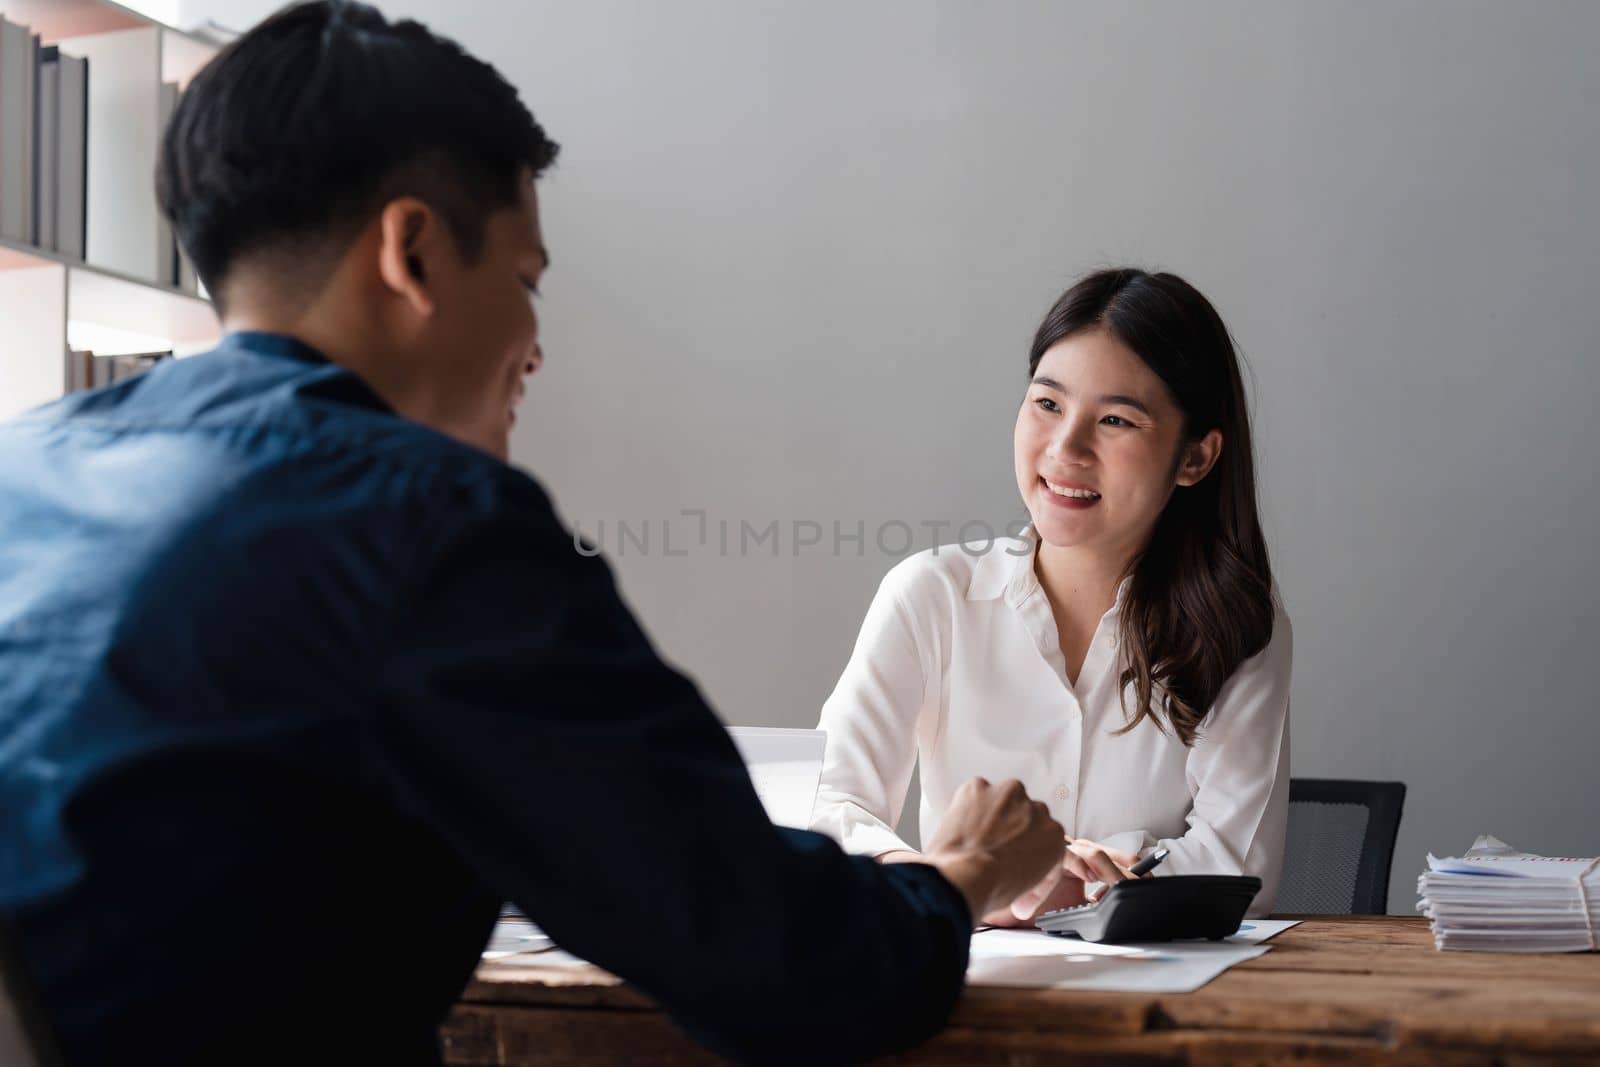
xmin=0 ymin=345 xmax=568 ymax=577
xmin=110 ymin=346 xmax=551 ymax=508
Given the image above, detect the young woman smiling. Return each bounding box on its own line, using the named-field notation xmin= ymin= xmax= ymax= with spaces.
xmin=811 ymin=268 xmax=1291 ymax=923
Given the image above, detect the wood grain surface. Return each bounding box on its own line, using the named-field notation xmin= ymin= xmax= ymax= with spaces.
xmin=441 ymin=916 xmax=1600 ymax=1065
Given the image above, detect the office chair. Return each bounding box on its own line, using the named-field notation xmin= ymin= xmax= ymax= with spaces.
xmin=1277 ymin=778 xmax=1407 ymax=915
xmin=0 ymin=914 xmax=64 ymax=1067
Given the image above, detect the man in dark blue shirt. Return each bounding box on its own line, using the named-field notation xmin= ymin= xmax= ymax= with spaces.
xmin=0 ymin=4 xmax=1065 ymax=1064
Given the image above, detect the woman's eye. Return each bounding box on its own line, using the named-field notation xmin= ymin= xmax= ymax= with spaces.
xmin=1102 ymin=414 xmax=1131 ymax=427
xmin=1034 ymin=396 xmax=1060 ymax=414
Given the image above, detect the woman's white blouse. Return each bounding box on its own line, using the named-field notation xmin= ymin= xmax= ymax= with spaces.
xmin=811 ymin=529 xmax=1293 ymax=917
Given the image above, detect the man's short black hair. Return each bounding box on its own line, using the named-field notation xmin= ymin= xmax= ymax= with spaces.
xmin=157 ymin=0 xmax=558 ymax=309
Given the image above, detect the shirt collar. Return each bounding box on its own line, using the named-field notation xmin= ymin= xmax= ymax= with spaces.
xmin=967 ymin=524 xmax=1038 ymax=602
xmin=221 ymin=330 xmax=394 ymax=414
xmin=222 ymin=330 xmax=332 ymax=366
xmin=966 ymin=523 xmax=1133 ymax=612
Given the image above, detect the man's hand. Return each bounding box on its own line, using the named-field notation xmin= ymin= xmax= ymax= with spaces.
xmin=899 ymin=778 xmax=1065 ymax=922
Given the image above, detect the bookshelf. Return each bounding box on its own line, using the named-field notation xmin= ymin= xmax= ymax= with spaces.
xmin=0 ymin=0 xmax=223 ymax=419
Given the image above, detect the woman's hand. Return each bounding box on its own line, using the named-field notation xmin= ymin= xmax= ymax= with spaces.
xmin=999 ymin=836 xmax=1143 ymax=923
xmin=1060 ymin=836 xmax=1142 ymax=902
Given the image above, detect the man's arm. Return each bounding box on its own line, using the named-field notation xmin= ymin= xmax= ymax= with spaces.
xmin=364 ymin=477 xmax=1057 ymax=1064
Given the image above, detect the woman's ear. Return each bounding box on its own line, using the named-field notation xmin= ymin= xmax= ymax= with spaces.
xmin=1175 ymin=429 xmax=1223 ymax=487
xmin=375 ymin=197 xmax=437 ymax=318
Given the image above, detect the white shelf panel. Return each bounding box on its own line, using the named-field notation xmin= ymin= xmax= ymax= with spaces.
xmin=160 ymin=24 xmax=211 ymax=86
xmin=0 ymin=262 xmax=65 ymax=418
xmin=0 ymin=239 xmax=215 ymax=344
xmin=68 ymin=261 xmax=216 ymax=350
xmin=0 ymin=0 xmax=145 ymax=39
xmin=0 ymin=234 xmax=207 ymax=299
xmin=0 ymin=243 xmax=51 ymax=271
xmin=0 ymin=0 xmax=219 ymax=48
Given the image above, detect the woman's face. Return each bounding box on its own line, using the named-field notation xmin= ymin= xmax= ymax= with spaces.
xmin=1013 ymin=327 xmax=1219 ymax=564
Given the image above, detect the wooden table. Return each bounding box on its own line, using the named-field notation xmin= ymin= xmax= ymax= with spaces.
xmin=441 ymin=916 xmax=1600 ymax=1065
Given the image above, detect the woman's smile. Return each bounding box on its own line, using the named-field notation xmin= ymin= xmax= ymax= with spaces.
xmin=1040 ymin=477 xmax=1102 ymax=509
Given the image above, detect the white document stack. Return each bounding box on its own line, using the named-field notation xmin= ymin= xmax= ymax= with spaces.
xmin=1417 ymin=835 xmax=1599 ymax=953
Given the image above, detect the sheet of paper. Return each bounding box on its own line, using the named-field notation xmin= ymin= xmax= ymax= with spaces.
xmin=1228 ymin=918 xmax=1301 ymax=943
xmin=967 ymin=927 xmax=1273 ymax=992
xmin=1427 ymin=835 xmax=1600 ymax=881
xmin=481 ymin=920 xmax=555 ymax=959
xmin=726 ymin=727 xmax=827 ymax=830
xmin=481 ymin=946 xmax=554 ymax=960
xmin=972 ymin=919 xmax=1299 ymax=950
xmin=481 ymin=938 xmax=554 ymax=959
xmin=482 ymin=948 xmax=591 ymax=968
xmin=970 ymin=929 xmax=1152 ymax=959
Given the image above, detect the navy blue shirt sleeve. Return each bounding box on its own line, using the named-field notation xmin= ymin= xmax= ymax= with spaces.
xmin=365 ymin=474 xmax=972 ymax=1065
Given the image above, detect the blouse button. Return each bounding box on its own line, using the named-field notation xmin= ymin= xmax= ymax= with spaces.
xmin=1052 ymin=784 xmax=1070 ymax=804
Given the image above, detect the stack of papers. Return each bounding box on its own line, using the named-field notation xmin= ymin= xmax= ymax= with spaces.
xmin=1418 ymin=836 xmax=1599 ymax=953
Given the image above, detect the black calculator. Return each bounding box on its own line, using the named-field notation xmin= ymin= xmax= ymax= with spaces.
xmin=1034 ymin=875 xmax=1261 ymax=943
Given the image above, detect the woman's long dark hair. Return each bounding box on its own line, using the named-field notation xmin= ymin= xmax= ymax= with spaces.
xmin=1028 ymin=268 xmax=1275 ymax=746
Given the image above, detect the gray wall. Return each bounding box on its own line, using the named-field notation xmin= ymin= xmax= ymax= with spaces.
xmin=184 ymin=0 xmax=1600 ymax=913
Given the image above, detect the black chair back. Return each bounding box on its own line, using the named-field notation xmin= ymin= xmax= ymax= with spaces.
xmin=1278 ymin=778 xmax=1406 ymax=915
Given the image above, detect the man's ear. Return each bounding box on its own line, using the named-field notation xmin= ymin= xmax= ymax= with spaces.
xmin=375 ymin=197 xmax=437 ymax=318
xmin=1175 ymin=428 xmax=1223 ymax=487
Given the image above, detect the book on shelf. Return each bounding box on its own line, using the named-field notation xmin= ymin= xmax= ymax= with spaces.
xmin=65 ymin=347 xmax=91 ymax=393
xmin=23 ymin=27 xmax=34 ymax=243
xmin=53 ymin=46 xmax=87 ymax=260
xmin=157 ymin=81 xmax=177 ymax=284
xmin=0 ymin=17 xmax=88 ymax=259
xmin=65 ymin=349 xmax=172 ymax=394
xmin=36 ymin=45 xmax=57 ymax=250
xmin=157 ymin=81 xmax=200 ymax=295
xmin=0 ymin=15 xmax=37 ymax=244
